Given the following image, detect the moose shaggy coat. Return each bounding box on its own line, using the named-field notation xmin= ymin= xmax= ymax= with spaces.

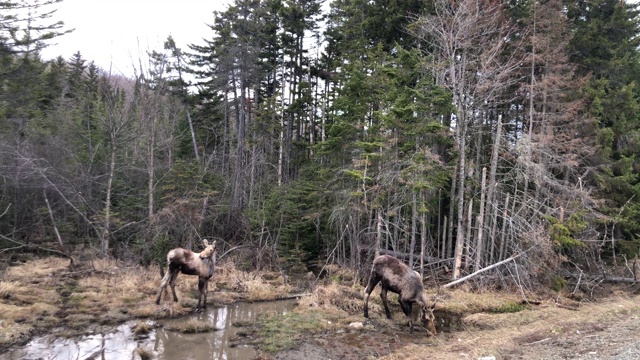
xmin=364 ymin=254 xmax=436 ymax=335
xmin=155 ymin=239 xmax=217 ymax=310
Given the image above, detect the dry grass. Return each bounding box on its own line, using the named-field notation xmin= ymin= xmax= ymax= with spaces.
xmin=0 ymin=319 xmax=32 ymax=348
xmin=165 ymin=318 xmax=219 ymax=333
xmin=434 ymin=288 xmax=524 ymax=315
xmin=0 ymin=255 xmax=305 ymax=350
xmin=4 ymin=257 xmax=69 ymax=281
xmin=375 ymin=292 xmax=640 ymax=360
xmin=133 ymin=347 xmax=154 ymax=360
xmin=213 ymin=260 xmax=294 ymax=302
xmin=0 ymin=281 xmax=19 ymax=298
xmin=299 ymin=283 xmax=363 ymax=314
xmin=76 ymin=265 xmax=154 ymax=308
xmin=131 ymin=321 xmax=152 ymax=335
xmin=0 ymin=260 xmax=67 ymax=347
xmin=9 ymin=254 xmax=634 ymax=359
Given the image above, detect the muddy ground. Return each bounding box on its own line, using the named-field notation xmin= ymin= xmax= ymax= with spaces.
xmin=1 ymin=256 xmax=639 ymax=359
xmin=267 ymin=289 xmax=640 ymax=360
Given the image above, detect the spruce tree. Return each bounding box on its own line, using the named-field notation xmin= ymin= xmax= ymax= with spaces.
xmin=567 ymin=0 xmax=640 ymax=251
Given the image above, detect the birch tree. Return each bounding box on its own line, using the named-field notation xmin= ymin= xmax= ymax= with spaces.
xmin=411 ymin=0 xmax=521 ymax=278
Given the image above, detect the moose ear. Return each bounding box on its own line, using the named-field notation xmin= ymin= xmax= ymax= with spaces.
xmin=211 ymin=239 xmax=217 ymax=247
xmin=203 ymin=239 xmax=209 ymax=247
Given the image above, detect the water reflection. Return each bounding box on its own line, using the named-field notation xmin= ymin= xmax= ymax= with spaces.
xmin=0 ymin=323 xmax=141 ymax=360
xmin=1 ymin=299 xmax=297 ymax=360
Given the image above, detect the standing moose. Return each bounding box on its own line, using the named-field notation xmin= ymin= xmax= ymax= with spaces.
xmin=156 ymin=239 xmax=217 ymax=310
xmin=363 ymin=254 xmax=437 ymax=336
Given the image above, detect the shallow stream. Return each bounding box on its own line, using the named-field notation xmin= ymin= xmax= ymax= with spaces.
xmin=1 ymin=299 xmax=297 ymax=360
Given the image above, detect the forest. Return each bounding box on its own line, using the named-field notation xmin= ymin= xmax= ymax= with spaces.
xmin=1 ymin=0 xmax=640 ymax=290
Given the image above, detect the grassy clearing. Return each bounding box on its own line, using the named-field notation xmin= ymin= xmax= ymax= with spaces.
xmin=0 ymin=255 xmax=298 ymax=351
xmin=4 ymin=254 xmax=635 ymax=359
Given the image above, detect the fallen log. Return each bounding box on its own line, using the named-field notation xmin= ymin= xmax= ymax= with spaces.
xmin=594 ymin=276 xmax=637 ymax=284
xmin=442 ymin=252 xmax=524 ymax=288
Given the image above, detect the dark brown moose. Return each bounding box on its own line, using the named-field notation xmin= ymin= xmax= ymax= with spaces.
xmin=156 ymin=239 xmax=217 ymax=310
xmin=363 ymin=254 xmax=437 ymax=336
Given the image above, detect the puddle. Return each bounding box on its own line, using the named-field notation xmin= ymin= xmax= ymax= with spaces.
xmin=1 ymin=299 xmax=297 ymax=360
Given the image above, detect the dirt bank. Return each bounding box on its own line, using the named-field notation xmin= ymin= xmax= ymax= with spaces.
xmin=267 ymin=287 xmax=640 ymax=360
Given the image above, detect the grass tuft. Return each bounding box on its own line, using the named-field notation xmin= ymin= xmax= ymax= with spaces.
xmin=165 ymin=318 xmax=219 ymax=333
xmin=492 ymin=301 xmax=530 ymax=313
xmin=131 ymin=321 xmax=152 ymax=335
xmin=133 ymin=347 xmax=154 ymax=360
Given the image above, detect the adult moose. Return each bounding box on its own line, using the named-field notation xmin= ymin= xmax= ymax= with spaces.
xmin=363 ymin=254 xmax=437 ymax=336
xmin=156 ymin=239 xmax=217 ymax=310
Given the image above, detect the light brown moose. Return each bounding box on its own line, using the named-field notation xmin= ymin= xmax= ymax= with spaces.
xmin=156 ymin=239 xmax=217 ymax=310
xmin=363 ymin=254 xmax=437 ymax=336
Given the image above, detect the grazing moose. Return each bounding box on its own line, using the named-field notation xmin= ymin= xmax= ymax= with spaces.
xmin=156 ymin=239 xmax=217 ymax=310
xmin=363 ymin=254 xmax=437 ymax=336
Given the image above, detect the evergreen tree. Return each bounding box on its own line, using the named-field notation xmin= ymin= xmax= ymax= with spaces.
xmin=566 ymin=0 xmax=640 ymax=253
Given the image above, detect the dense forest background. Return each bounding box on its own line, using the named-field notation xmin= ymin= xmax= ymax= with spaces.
xmin=2 ymin=0 xmax=640 ymax=289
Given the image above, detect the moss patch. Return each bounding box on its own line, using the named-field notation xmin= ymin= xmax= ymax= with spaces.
xmin=257 ymin=309 xmax=328 ymax=353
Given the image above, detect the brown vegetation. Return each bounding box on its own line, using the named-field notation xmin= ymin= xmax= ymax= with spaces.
xmin=271 ymin=281 xmax=640 ymax=359
xmin=1 ymin=254 xmax=639 ymax=359
xmin=0 ymin=255 xmax=293 ymax=351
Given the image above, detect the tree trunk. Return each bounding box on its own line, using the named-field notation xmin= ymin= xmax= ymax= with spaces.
xmin=442 ymin=215 xmax=448 ymax=260
xmin=499 ymin=193 xmax=510 ymax=262
xmin=147 ymin=112 xmax=155 ymax=219
xmin=185 ymin=107 xmax=199 ymax=161
xmin=464 ymin=198 xmax=473 ymax=271
xmin=486 ymin=115 xmax=503 ymax=264
xmin=43 ymin=189 xmax=63 ymax=248
xmin=410 ymin=191 xmax=417 ymax=268
xmin=175 ymin=53 xmax=199 ymax=162
xmin=376 ymin=208 xmax=382 ymax=257
xmin=420 ymin=191 xmax=427 ymax=278
xmin=102 ymin=138 xmax=116 ymax=255
xmin=277 ymin=54 xmax=286 ymax=186
xmin=475 ymin=167 xmax=487 ymax=269
xmin=447 ymin=162 xmax=457 ymax=259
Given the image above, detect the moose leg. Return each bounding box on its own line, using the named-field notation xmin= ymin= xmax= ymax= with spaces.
xmin=380 ymin=288 xmax=392 ymax=319
xmin=196 ymin=277 xmax=207 ymax=310
xmin=363 ymin=274 xmax=381 ymax=318
xmin=203 ymin=280 xmax=209 ymax=308
xmin=399 ymin=300 xmax=414 ymax=333
xmin=156 ymin=270 xmax=172 ymax=304
xmin=169 ymin=271 xmax=179 ymax=302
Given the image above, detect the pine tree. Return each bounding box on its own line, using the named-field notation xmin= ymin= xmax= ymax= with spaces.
xmin=566 ymin=0 xmax=640 ymax=251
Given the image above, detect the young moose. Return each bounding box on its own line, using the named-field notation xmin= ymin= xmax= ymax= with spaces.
xmin=156 ymin=239 xmax=217 ymax=310
xmin=363 ymin=254 xmax=437 ymax=336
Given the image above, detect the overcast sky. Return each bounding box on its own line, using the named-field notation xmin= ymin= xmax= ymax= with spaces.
xmin=40 ymin=0 xmax=230 ymax=76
